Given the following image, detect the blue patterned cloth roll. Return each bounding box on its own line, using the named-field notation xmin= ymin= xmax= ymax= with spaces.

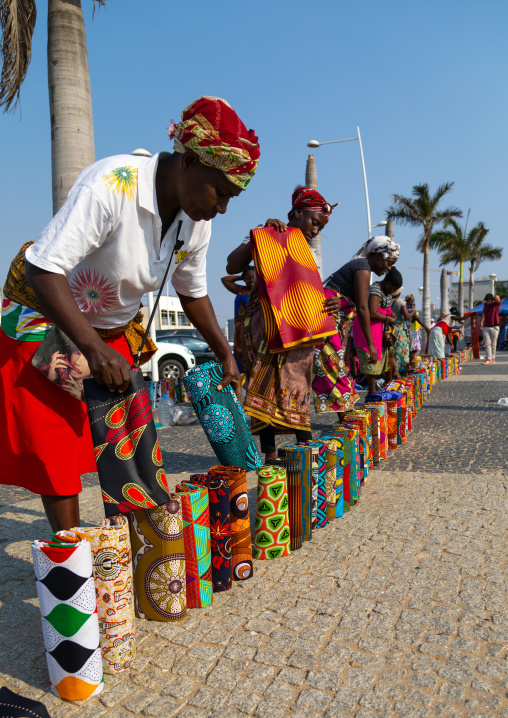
xmin=183 ymin=362 xmax=262 ymax=471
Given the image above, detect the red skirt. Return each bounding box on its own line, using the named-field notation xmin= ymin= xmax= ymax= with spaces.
xmin=0 ymin=328 xmax=133 ymax=496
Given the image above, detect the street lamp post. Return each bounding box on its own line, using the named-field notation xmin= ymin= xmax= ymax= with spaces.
xmin=307 ymin=127 xmax=376 ymax=240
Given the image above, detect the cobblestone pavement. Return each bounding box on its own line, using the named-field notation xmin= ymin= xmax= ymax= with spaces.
xmin=1 ymin=355 xmax=507 ymax=717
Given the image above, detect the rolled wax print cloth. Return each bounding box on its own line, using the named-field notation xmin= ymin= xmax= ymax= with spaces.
xmin=253 ymin=465 xmax=291 ymax=559
xmin=250 ymin=225 xmax=336 ymax=352
xmin=265 ymin=458 xmax=302 ymax=551
xmin=352 ymin=409 xmax=373 ymax=469
xmin=129 ymin=498 xmax=187 ymax=622
xmin=55 ymin=516 xmax=134 ymax=673
xmin=189 ymin=473 xmax=232 ymax=593
xmin=31 ymin=539 xmax=103 ymax=701
xmin=334 ymin=428 xmax=358 ymax=510
xmin=183 ymin=361 xmax=262 ymax=471
xmin=386 ymin=400 xmax=398 ymax=450
xmin=362 ymin=405 xmax=380 ymax=465
xmin=320 ymin=436 xmax=343 ymax=518
xmin=208 ymin=466 xmax=253 ymax=581
xmin=301 ymin=442 xmax=318 ymax=529
xmin=175 ymin=482 xmax=213 ymax=609
xmin=366 ymin=401 xmax=388 ymax=460
xmin=343 ymin=414 xmax=369 ymax=484
xmin=84 ymin=369 xmax=170 ymax=516
xmin=278 ymin=444 xmax=313 ymax=541
xmin=178 ymin=378 xmax=189 ymax=403
xmin=304 ymin=441 xmax=327 ymax=528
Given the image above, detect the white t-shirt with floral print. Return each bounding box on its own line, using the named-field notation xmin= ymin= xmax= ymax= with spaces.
xmin=26 ymin=153 xmax=211 ymax=330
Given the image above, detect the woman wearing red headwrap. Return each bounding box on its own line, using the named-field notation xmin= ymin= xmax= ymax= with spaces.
xmin=0 ymin=96 xmax=260 ymax=532
xmin=226 ymin=186 xmax=335 ymax=461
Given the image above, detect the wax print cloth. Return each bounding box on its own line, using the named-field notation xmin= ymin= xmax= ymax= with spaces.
xmin=353 ymin=409 xmax=373 ymax=469
xmin=313 ymin=290 xmax=359 ymax=413
xmin=386 ymin=400 xmax=398 ymax=450
xmin=250 ymin=225 xmax=335 ymax=353
xmin=175 ymin=482 xmax=213 ymax=608
xmin=278 ymin=445 xmax=313 ymax=541
xmin=343 ymin=413 xmax=370 ymax=484
xmin=241 ymin=285 xmax=314 ymax=435
xmin=55 ymin=516 xmax=134 ymax=673
xmin=266 ymin=458 xmax=303 ymax=551
xmin=208 ymin=466 xmax=253 ymax=580
xmin=362 ymin=405 xmax=380 ymax=465
xmin=305 ymin=441 xmax=327 ymax=528
xmin=320 ymin=436 xmax=343 ymax=518
xmin=253 ymin=466 xmax=291 ymax=559
xmin=189 ymin=473 xmax=232 ymax=593
xmin=183 ymin=361 xmax=262 ymax=471
xmin=330 ymin=426 xmax=360 ymax=508
xmin=31 ymin=539 xmax=103 ymax=701
xmin=366 ymin=401 xmax=388 ymax=459
xmin=129 ymin=498 xmax=187 ymax=621
xmin=84 ymin=369 xmax=170 ymax=516
xmin=301 ymin=442 xmax=318 ymax=529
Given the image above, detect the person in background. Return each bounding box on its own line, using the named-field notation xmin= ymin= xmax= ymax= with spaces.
xmin=391 ymin=289 xmax=415 ymax=374
xmin=226 ymin=186 xmax=335 ymax=461
xmin=428 ymin=311 xmax=463 ymax=359
xmin=481 ymin=293 xmax=502 ymax=364
xmin=352 ymin=267 xmax=402 ymax=394
xmin=313 ymin=236 xmax=399 ymax=421
xmin=405 ymin=293 xmax=430 ymax=363
xmin=0 ymin=96 xmax=260 ymax=532
xmin=221 ymin=265 xmax=256 ymax=372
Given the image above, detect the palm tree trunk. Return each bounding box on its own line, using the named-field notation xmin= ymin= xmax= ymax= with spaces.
xmin=468 ymin=263 xmax=474 ymax=310
xmin=458 ymin=261 xmax=464 ymax=315
xmin=440 ymin=268 xmax=449 ymax=315
xmin=305 ymin=154 xmax=322 ymax=278
xmin=422 ymin=241 xmax=431 ymax=329
xmin=48 ymin=0 xmax=95 ymax=215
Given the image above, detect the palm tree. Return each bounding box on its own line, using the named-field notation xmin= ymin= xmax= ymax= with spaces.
xmin=386 ymin=183 xmax=462 ymax=328
xmin=429 ymin=216 xmax=470 ymax=314
xmin=466 ymin=224 xmax=502 ymax=309
xmin=1 ymin=0 xmax=105 ymax=213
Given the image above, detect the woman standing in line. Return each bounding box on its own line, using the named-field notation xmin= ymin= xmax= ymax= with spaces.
xmin=226 ymin=187 xmax=335 ymax=461
xmin=313 ymin=236 xmax=399 ymax=420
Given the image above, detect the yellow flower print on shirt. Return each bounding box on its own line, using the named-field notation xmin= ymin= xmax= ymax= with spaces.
xmin=175 ymin=250 xmax=189 ymax=264
xmin=103 ymin=166 xmax=138 ymax=200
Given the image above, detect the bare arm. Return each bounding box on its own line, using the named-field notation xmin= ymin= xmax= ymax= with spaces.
xmin=354 ymin=270 xmax=377 ymax=363
xmin=226 ymin=218 xmax=288 ymax=274
xmin=221 ymin=275 xmax=245 ymax=295
xmin=177 ymin=293 xmax=240 ymax=399
xmin=26 ymin=262 xmax=131 ymax=392
xmin=226 ymin=243 xmax=252 ymax=275
xmin=401 ymin=303 xmax=413 ymax=320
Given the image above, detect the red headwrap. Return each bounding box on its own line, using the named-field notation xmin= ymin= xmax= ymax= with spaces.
xmin=169 ymin=96 xmax=260 ymax=190
xmin=290 ymin=186 xmax=335 ymax=218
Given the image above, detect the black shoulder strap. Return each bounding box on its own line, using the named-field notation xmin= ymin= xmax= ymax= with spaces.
xmin=135 ymin=220 xmax=184 ymax=367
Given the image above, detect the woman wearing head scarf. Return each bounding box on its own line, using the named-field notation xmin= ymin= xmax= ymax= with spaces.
xmin=0 ymin=96 xmax=260 ymax=532
xmin=226 ymin=186 xmax=335 ymax=460
xmin=312 ymin=235 xmax=400 ymax=418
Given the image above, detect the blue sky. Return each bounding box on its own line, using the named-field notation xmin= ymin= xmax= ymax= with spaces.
xmin=2 ymin=0 xmax=507 ymax=326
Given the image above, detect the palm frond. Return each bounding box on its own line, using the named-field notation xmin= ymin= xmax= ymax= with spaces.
xmin=431 ymin=181 xmax=455 ymax=205
xmin=428 ymin=229 xmax=457 ymax=250
xmin=434 ymin=207 xmax=463 ymax=221
xmin=0 ymin=0 xmax=36 ymax=112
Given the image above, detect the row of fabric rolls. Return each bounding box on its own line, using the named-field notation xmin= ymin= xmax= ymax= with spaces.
xmin=31 ymin=349 xmax=471 ymax=702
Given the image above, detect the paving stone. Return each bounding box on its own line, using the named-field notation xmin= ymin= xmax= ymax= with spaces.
xmin=297 ymin=688 xmax=332 ymax=711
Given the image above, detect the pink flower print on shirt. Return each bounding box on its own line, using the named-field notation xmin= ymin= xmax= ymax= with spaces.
xmin=70 ymin=268 xmax=119 ymax=314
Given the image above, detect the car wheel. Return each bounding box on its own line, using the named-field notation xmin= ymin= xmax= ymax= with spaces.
xmin=159 ymin=358 xmax=185 ymax=379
